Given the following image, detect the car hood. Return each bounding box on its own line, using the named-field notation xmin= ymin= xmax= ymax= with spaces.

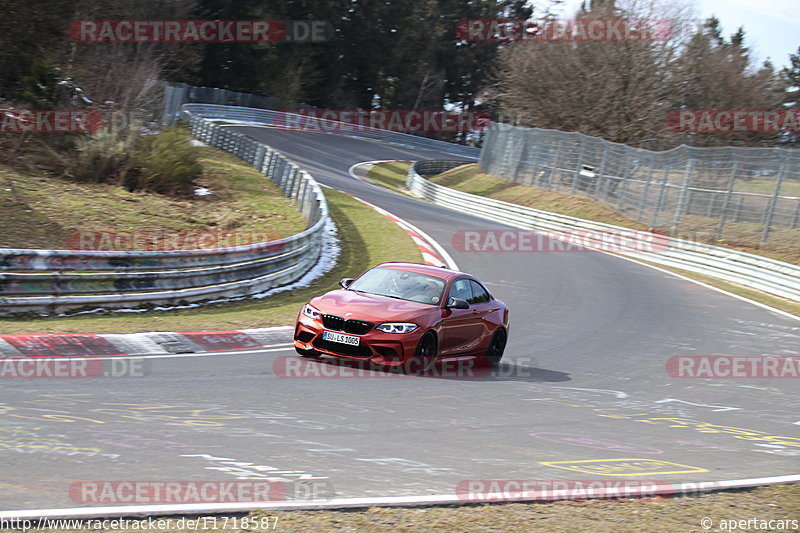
xmin=311 ymin=290 xmax=437 ymax=323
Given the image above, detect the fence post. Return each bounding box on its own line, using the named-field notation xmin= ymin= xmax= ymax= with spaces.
xmin=571 ymin=138 xmax=586 ymax=195
xmin=517 ymin=130 xmax=535 ymax=186
xmin=732 ymin=196 xmax=743 ymax=222
xmin=286 ymin=167 xmax=299 ymax=199
xmin=255 ymin=146 xmax=266 ymax=173
xmin=549 ymin=137 xmax=564 ymax=192
xmin=267 ymin=150 xmax=278 ymax=179
xmin=714 ymin=160 xmax=739 ymax=241
xmin=637 ymin=157 xmax=656 ymax=222
xmin=278 ymin=160 xmax=290 ymax=191
xmin=592 ymin=144 xmax=610 ymax=200
xmin=760 ymin=153 xmax=787 ymax=245
xmin=477 ymin=123 xmax=493 ymax=172
xmin=706 ymin=193 xmax=717 ymax=217
xmin=297 ymin=173 xmax=308 ymax=211
xmin=615 ymin=152 xmax=633 ymax=211
xmin=671 ymin=159 xmax=694 ymax=236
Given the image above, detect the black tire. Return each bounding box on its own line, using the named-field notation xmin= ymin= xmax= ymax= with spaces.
xmin=295 ymin=346 xmax=321 ymax=358
xmin=408 ymin=332 xmax=437 ymax=374
xmin=484 ymin=328 xmax=507 ymax=368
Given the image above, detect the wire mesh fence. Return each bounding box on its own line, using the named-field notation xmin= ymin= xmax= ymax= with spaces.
xmin=479 ymin=122 xmax=800 ymax=250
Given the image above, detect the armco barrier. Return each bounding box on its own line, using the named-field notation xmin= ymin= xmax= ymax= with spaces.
xmin=407 ymin=161 xmax=800 ymax=302
xmin=0 ymin=116 xmax=329 ymax=316
xmin=181 ymin=103 xmax=481 ymax=160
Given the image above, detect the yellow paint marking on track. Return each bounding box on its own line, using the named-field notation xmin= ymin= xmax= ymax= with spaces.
xmin=539 ymin=458 xmax=709 ymax=476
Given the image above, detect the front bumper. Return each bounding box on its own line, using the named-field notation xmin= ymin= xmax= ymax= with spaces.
xmin=294 ymin=314 xmax=423 ymax=366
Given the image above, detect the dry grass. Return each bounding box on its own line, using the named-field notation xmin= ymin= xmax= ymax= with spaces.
xmin=0 ymin=146 xmax=307 ymax=251
xmin=430 ymin=164 xmax=653 ymax=231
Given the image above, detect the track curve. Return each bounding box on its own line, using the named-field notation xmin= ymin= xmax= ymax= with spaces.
xmin=1 ymin=127 xmax=798 ymax=514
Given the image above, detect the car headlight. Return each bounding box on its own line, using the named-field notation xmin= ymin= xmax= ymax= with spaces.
xmin=302 ymin=304 xmax=321 ymax=320
xmin=376 ymin=322 xmax=418 ymax=334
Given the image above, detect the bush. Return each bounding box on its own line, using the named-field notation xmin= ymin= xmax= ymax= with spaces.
xmin=132 ymin=127 xmax=202 ymax=196
xmin=66 ymin=123 xmax=140 ymax=185
xmin=3 ymin=121 xmax=202 ymax=197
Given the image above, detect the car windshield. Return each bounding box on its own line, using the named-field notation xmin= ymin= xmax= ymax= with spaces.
xmin=348 ymin=267 xmax=446 ymax=306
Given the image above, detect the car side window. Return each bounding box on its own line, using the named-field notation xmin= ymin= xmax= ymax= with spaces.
xmin=469 ymin=280 xmax=491 ymax=304
xmin=448 ymin=278 xmax=473 ymax=304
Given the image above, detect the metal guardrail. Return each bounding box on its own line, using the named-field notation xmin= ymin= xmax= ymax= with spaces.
xmin=161 ymin=82 xmax=315 ymax=126
xmin=0 ymin=115 xmax=329 ymax=316
xmin=407 ymin=161 xmax=800 ymax=302
xmin=181 ymin=103 xmax=481 ymax=160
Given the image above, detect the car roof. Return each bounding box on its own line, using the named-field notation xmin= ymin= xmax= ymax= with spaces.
xmin=373 ymin=262 xmax=469 ymax=281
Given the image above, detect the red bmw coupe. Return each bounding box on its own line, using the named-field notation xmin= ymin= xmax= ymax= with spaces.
xmin=293 ymin=262 xmax=509 ymax=370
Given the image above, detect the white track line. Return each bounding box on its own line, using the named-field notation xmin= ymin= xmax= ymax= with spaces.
xmin=0 ymin=344 xmax=295 ymax=363
xmin=614 ymin=255 xmax=799 ymax=322
xmin=347 ymin=161 xmax=459 ymax=270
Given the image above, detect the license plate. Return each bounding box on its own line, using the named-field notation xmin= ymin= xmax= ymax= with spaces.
xmin=322 ymin=331 xmax=360 ymax=346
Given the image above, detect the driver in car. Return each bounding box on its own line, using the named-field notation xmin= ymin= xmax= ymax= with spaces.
xmin=391 ymin=272 xmax=440 ymax=304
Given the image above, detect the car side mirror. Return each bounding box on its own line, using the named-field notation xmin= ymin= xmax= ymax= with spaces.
xmin=446 ymin=297 xmax=469 ymax=309
xmin=339 ymin=278 xmax=354 ymax=289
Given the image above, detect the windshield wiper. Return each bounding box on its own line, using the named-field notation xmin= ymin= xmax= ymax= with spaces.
xmin=376 ymin=293 xmax=407 ymax=301
xmin=351 ymin=290 xmax=408 ymax=301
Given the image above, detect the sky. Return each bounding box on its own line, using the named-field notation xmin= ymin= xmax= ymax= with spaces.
xmin=556 ymin=0 xmax=799 ymax=69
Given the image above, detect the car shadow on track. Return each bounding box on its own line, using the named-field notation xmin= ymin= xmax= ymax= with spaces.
xmin=296 ymin=356 xmax=571 ymax=383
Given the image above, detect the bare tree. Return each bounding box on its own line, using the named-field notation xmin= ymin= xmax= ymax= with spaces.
xmin=487 ymin=0 xmax=697 ymax=147
xmin=64 ymin=0 xmax=202 ymax=118
xmin=671 ymin=19 xmax=787 ymax=146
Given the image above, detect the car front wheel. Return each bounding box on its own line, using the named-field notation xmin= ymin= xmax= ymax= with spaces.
xmin=484 ymin=328 xmax=507 ymax=368
xmin=408 ymin=332 xmax=437 ymax=374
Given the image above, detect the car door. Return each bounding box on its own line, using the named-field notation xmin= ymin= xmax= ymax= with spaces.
xmin=468 ymin=280 xmax=498 ymax=351
xmin=438 ymin=278 xmax=484 ymax=356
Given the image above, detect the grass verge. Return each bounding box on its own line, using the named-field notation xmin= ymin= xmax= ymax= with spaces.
xmin=363 ymin=160 xmax=413 ymax=195
xmin=368 ymin=162 xmax=799 ymax=318
xmin=0 ymin=188 xmax=421 ymax=335
xmin=429 ymin=164 xmax=654 ymax=232
xmin=0 ymin=146 xmax=308 ymax=250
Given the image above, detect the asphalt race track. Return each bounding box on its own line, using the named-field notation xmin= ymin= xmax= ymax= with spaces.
xmin=1 ymin=127 xmax=798 ymax=513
